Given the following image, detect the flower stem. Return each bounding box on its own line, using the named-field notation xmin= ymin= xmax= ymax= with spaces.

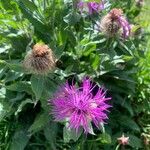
xmin=115 ymin=144 xmax=121 ymax=150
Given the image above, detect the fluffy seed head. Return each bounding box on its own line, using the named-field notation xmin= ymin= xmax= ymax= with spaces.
xmin=100 ymin=8 xmax=130 ymax=38
xmin=23 ymin=43 xmax=55 ymax=74
xmin=49 ymin=78 xmax=111 ymax=134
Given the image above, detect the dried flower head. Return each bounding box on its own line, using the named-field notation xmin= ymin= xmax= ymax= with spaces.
xmin=136 ymin=0 xmax=144 ymax=7
xmin=117 ymin=134 xmax=129 ymax=145
xmin=49 ymin=78 xmax=111 ymax=134
xmin=23 ymin=43 xmax=55 ymax=74
xmin=100 ymin=8 xmax=130 ymax=38
xmin=77 ymin=0 xmax=104 ymax=15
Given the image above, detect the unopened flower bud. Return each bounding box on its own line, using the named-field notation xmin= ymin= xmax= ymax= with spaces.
xmin=117 ymin=134 xmax=129 ymax=145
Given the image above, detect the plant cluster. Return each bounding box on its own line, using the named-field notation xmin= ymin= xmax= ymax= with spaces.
xmin=0 ymin=0 xmax=149 ymax=150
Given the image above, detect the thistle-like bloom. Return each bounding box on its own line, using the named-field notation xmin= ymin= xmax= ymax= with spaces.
xmin=77 ymin=0 xmax=104 ymax=15
xmin=117 ymin=134 xmax=129 ymax=145
xmin=23 ymin=43 xmax=55 ymax=74
xmin=100 ymin=8 xmax=130 ymax=38
xmin=49 ymin=78 xmax=111 ymax=134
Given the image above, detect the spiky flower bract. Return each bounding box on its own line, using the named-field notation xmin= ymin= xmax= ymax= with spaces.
xmin=49 ymin=78 xmax=111 ymax=134
xmin=100 ymin=8 xmax=130 ymax=38
xmin=23 ymin=43 xmax=55 ymax=75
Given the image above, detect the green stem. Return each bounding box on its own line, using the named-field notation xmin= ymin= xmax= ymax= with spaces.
xmin=115 ymin=144 xmax=121 ymax=150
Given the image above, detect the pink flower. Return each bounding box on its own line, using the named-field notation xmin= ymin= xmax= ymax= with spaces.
xmin=118 ymin=16 xmax=131 ymax=38
xmin=117 ymin=134 xmax=129 ymax=145
xmin=77 ymin=0 xmax=104 ymax=15
xmin=49 ymin=78 xmax=111 ymax=134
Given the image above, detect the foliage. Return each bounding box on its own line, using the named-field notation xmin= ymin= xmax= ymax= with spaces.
xmin=0 ymin=0 xmax=149 ymax=150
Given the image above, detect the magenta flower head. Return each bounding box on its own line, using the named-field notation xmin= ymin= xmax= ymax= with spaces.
xmin=49 ymin=78 xmax=111 ymax=134
xmin=77 ymin=0 xmax=104 ymax=15
xmin=100 ymin=8 xmax=131 ymax=38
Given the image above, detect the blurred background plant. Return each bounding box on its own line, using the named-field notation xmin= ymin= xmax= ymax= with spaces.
xmin=0 ymin=0 xmax=149 ymax=150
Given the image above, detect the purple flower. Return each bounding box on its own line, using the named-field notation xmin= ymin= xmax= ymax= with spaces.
xmin=118 ymin=16 xmax=131 ymax=38
xmin=77 ymin=0 xmax=104 ymax=15
xmin=49 ymin=78 xmax=111 ymax=134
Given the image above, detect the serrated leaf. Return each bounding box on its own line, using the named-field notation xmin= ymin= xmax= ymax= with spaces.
xmin=119 ymin=116 xmax=140 ymax=132
xmin=128 ymin=134 xmax=143 ymax=148
xmin=31 ymin=75 xmax=45 ymax=100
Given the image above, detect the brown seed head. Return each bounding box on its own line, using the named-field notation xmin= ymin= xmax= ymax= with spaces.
xmin=109 ymin=8 xmax=123 ymax=20
xmin=32 ymin=44 xmax=49 ymax=57
xmin=100 ymin=14 xmax=121 ymax=37
xmin=23 ymin=43 xmax=56 ymax=75
xmin=100 ymin=8 xmax=124 ymax=37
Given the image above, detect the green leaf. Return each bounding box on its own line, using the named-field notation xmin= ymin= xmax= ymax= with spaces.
xmin=128 ymin=134 xmax=143 ymax=148
xmin=28 ymin=112 xmax=49 ymax=133
xmin=17 ymin=1 xmax=48 ymax=33
xmin=54 ymin=44 xmax=65 ymax=59
xmin=63 ymin=125 xmax=83 ymax=143
xmin=64 ymin=12 xmax=81 ymax=25
xmin=15 ymin=99 xmax=33 ymax=116
xmin=7 ymin=62 xmax=25 ymax=73
xmin=119 ymin=116 xmax=140 ymax=132
xmin=44 ymin=122 xmax=58 ymax=150
xmin=10 ymin=129 xmax=30 ymax=150
xmin=0 ymin=102 xmax=6 ymax=122
xmin=83 ymin=42 xmax=96 ymax=56
xmin=4 ymin=71 xmax=23 ymax=83
xmin=6 ymin=81 xmax=33 ymax=95
xmin=91 ymin=53 xmax=100 ymax=70
xmin=21 ymin=0 xmax=38 ymax=11
xmin=98 ymin=133 xmax=112 ymax=144
xmin=41 ymin=77 xmax=58 ymax=99
xmin=30 ymin=75 xmax=45 ymax=100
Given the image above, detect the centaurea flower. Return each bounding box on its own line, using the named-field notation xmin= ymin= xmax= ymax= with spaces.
xmin=49 ymin=78 xmax=111 ymax=134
